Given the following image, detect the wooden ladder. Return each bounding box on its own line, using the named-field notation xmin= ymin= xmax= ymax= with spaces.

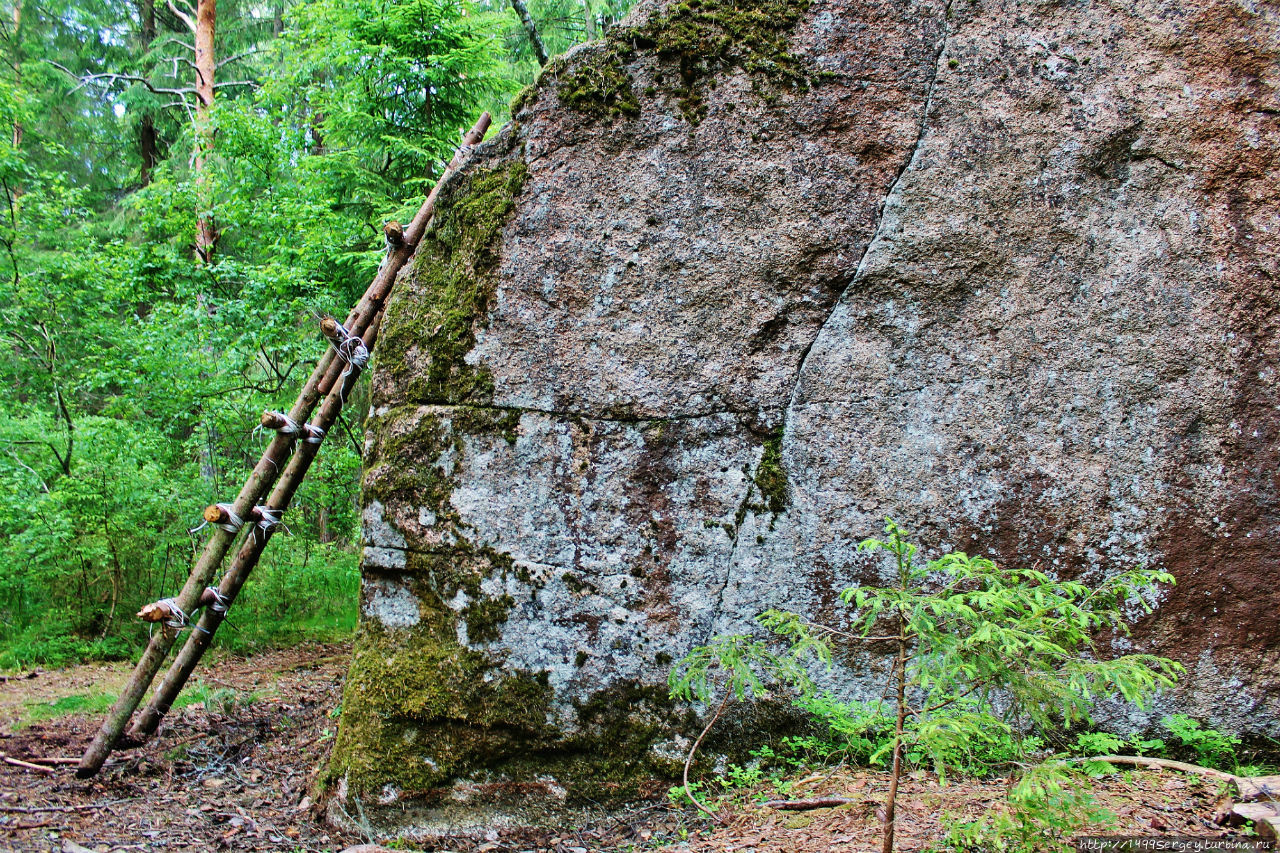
xmin=75 ymin=113 xmax=492 ymax=779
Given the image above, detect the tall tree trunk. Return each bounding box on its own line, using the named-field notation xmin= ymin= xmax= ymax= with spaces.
xmin=582 ymin=0 xmax=597 ymax=41
xmin=10 ymin=1 xmax=22 ymax=153
xmin=509 ymin=0 xmax=548 ymax=66
xmin=136 ymin=0 xmax=158 ymax=185
xmin=193 ymin=0 xmax=217 ymax=262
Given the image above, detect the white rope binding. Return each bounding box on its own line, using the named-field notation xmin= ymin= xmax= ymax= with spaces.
xmin=252 ymin=506 xmax=282 ymax=542
xmin=204 ymin=586 xmax=230 ymax=615
xmin=213 ymin=503 xmax=243 ymax=533
xmin=188 ymin=503 xmax=244 ymax=535
xmin=303 ymin=424 xmax=325 ymax=445
xmin=266 ymin=411 xmax=301 ymax=434
xmin=157 ymin=598 xmax=188 ymax=629
xmin=328 ymin=320 xmax=370 ymax=369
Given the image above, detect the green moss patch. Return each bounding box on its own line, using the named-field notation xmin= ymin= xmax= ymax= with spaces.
xmin=557 ymin=0 xmax=814 ymax=123
xmin=753 ymin=431 xmax=789 ymax=514
xmin=327 ymin=619 xmax=556 ymax=795
xmin=377 ymin=160 xmax=529 ymax=406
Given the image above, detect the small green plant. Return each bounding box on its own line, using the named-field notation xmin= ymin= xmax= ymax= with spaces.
xmin=1072 ymin=731 xmax=1126 ymax=755
xmin=945 ymin=762 xmax=1117 ymax=853
xmin=177 ymin=683 xmax=261 ymax=715
xmin=673 ymin=519 xmax=1182 ymax=853
xmin=667 ymin=631 xmax=827 ymax=818
xmin=1162 ymin=714 xmax=1241 ymax=769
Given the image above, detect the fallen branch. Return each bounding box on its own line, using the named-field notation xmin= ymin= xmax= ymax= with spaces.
xmin=0 ymin=800 xmax=129 ymax=814
xmin=2 ymin=755 xmax=55 ymax=774
xmin=1073 ymin=755 xmax=1238 ymax=782
xmin=761 ymin=797 xmax=857 ymax=811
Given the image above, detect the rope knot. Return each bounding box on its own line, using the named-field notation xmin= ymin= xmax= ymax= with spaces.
xmin=157 ymin=598 xmax=188 ymax=629
xmin=204 ymin=586 xmax=231 ymax=615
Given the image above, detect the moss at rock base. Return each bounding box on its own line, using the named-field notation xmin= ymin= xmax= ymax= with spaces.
xmin=329 ymin=624 xmax=697 ymax=805
xmin=326 ymin=619 xmax=556 ymax=796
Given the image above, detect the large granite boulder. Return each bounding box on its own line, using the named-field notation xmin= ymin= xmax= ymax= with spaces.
xmin=328 ymin=0 xmax=1279 ymax=834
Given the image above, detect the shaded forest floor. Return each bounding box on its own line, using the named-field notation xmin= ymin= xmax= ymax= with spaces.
xmin=0 ymin=643 xmax=1251 ymax=852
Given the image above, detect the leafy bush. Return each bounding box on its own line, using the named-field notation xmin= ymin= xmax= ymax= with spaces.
xmin=1162 ymin=714 xmax=1242 ymax=769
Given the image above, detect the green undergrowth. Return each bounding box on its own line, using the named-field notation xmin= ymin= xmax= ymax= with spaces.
xmin=0 ymin=541 xmax=359 ymax=669
xmin=669 ymin=704 xmax=1267 ymax=852
xmin=556 ymin=0 xmax=815 ymax=123
xmin=19 ymin=691 xmax=117 ymax=727
xmin=212 ymin=542 xmax=360 ymax=655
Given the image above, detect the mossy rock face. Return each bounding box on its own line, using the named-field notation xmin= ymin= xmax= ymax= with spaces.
xmin=338 ymin=0 xmax=1280 ymax=835
xmin=327 ymin=618 xmax=557 ymax=797
xmin=557 ymin=0 xmax=814 ymax=123
xmin=374 ymin=158 xmax=529 ymax=408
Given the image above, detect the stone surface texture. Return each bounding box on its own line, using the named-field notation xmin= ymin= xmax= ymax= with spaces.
xmin=330 ymin=0 xmax=1279 ymax=833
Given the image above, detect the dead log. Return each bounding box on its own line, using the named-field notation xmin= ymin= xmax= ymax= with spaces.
xmin=1073 ymin=755 xmax=1239 ymax=782
xmin=761 ymin=797 xmax=857 ymax=810
xmin=77 ymin=112 xmax=492 ymax=778
xmin=1229 ymin=803 xmax=1279 ymax=839
xmin=1237 ymin=775 xmax=1280 ymax=802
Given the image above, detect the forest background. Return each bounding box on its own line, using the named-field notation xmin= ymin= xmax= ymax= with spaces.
xmin=0 ymin=0 xmax=632 ymax=667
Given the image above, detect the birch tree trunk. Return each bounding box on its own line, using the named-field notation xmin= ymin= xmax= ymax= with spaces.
xmin=509 ymin=0 xmax=548 ymax=66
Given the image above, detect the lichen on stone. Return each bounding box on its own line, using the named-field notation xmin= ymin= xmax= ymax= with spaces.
xmin=557 ymin=0 xmax=815 ymax=123
xmin=360 ymin=404 xmax=529 ymax=651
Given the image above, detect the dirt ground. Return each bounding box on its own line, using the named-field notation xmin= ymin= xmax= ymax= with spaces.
xmin=0 ymin=642 xmax=1252 ymax=852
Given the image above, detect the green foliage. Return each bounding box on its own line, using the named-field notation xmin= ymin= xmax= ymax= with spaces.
xmin=814 ymin=519 xmax=1182 ymax=737
xmin=669 ymin=623 xmax=831 ymax=706
xmin=1161 ymin=714 xmax=1242 ymax=770
xmin=672 ymin=519 xmax=1183 ymax=849
xmin=179 ymin=683 xmax=264 ymax=715
xmin=0 ymin=0 xmax=520 ymax=669
xmin=944 ymin=762 xmax=1117 ymax=853
xmin=20 ymin=691 xmax=117 ymax=726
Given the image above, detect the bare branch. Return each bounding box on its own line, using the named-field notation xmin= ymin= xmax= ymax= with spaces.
xmin=216 ymin=47 xmax=259 ymax=69
xmin=166 ymin=0 xmax=196 ymax=32
xmin=151 ymin=35 xmax=195 ymax=54
xmin=45 ymin=61 xmax=197 ymax=99
xmin=213 ymin=80 xmax=255 ymax=90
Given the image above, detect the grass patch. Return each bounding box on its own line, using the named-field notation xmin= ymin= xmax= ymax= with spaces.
xmin=20 ymin=691 xmax=116 ymax=727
